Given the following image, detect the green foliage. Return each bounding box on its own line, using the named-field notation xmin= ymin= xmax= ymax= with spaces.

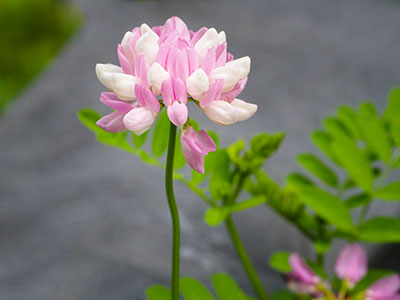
xmin=0 ymin=0 xmax=83 ymax=113
xmin=374 ymin=182 xmax=400 ymax=201
xmin=269 ymin=251 xmax=291 ymax=273
xmin=209 ymin=150 xmax=232 ymax=200
xmin=358 ymin=217 xmax=400 ymax=243
xmin=145 ymin=273 xmax=254 ymax=300
xmin=298 ymin=187 xmax=353 ymax=232
xmin=297 ymin=153 xmax=338 ymax=187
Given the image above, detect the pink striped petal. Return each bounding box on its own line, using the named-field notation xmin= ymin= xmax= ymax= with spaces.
xmin=172 ymin=77 xmax=188 ymax=104
xmin=118 ymin=45 xmax=134 ymax=75
xmin=96 ymin=111 xmax=126 ymax=132
xmin=135 ymin=84 xmax=160 ymax=113
xmin=100 ymin=92 xmax=135 ymax=113
xmin=134 ymin=54 xmax=149 ymax=87
xmin=166 ymin=47 xmax=180 ymax=77
xmin=167 ymin=102 xmax=188 ymax=126
xmin=162 ymin=16 xmax=190 ymax=41
xmin=186 ymin=47 xmax=199 ymax=75
xmin=200 ymin=79 xmax=223 ymax=108
xmin=161 ymin=78 xmax=174 ymax=106
xmin=190 ymin=27 xmax=207 ymax=47
xmin=215 ymin=42 xmax=227 ymax=67
xmin=201 ymin=47 xmax=216 ymax=75
xmin=157 ymin=44 xmax=171 ymax=69
xmin=176 ymin=50 xmax=190 ymax=81
xmin=220 ymin=77 xmax=248 ymax=102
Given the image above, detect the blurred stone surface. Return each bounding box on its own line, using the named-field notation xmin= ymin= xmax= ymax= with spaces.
xmin=1 ymin=0 xmax=400 ymax=299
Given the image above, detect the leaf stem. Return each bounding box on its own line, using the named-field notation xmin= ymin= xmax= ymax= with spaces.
xmin=165 ymin=122 xmax=180 ymax=300
xmin=225 ymin=171 xmax=269 ymax=300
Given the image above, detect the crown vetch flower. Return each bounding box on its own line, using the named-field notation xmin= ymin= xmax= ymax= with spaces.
xmin=95 ymin=16 xmax=257 ymax=171
xmin=335 ymin=243 xmax=368 ymax=287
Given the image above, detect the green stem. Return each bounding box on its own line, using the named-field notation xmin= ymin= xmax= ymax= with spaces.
xmin=165 ymin=122 xmax=180 ymax=300
xmin=225 ymin=171 xmax=269 ymax=300
xmin=225 ymin=216 xmax=269 ymax=300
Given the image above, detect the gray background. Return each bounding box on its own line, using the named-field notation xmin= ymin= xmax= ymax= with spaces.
xmin=1 ymin=0 xmax=400 ymax=299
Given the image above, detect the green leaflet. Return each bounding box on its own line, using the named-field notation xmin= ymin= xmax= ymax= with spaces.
xmin=211 ymin=273 xmax=250 ymax=300
xmin=384 ymin=87 xmax=400 ymax=146
xmin=180 ymin=278 xmax=216 ymax=300
xmin=152 ymin=110 xmax=169 ymax=157
xmin=311 ymin=130 xmax=339 ymax=164
xmin=330 ymin=136 xmax=374 ymax=192
xmin=358 ymin=217 xmax=400 ymax=243
xmin=209 ymin=149 xmax=231 ymax=200
xmin=297 ymin=153 xmax=338 ymax=187
xmin=374 ymin=181 xmax=400 ymax=201
xmin=286 ymin=172 xmax=314 ymax=191
xmin=145 ymin=274 xmax=253 ymax=300
xmin=132 ymin=130 xmax=149 ymax=148
xmin=145 ymin=285 xmax=171 ymax=300
xmin=298 ymin=186 xmax=353 ymax=232
xmin=344 ymin=193 xmax=371 ymax=209
xmin=269 ymin=251 xmax=292 ymax=273
xmin=358 ymin=102 xmax=392 ymax=163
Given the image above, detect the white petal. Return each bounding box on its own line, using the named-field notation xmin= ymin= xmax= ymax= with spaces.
xmin=231 ymin=99 xmax=258 ymax=121
xmin=121 ymin=31 xmax=135 ymax=64
xmin=194 ymin=28 xmax=220 ymax=61
xmin=135 ymin=32 xmax=159 ymax=65
xmin=140 ymin=23 xmax=157 ymax=37
xmin=186 ymin=69 xmax=210 ymax=97
xmin=111 ymin=73 xmax=139 ymax=101
xmin=123 ymin=106 xmax=156 ymax=135
xmin=210 ymin=56 xmax=251 ymax=92
xmin=202 ymin=100 xmax=238 ymax=126
xmin=218 ymin=31 xmax=226 ymax=44
xmin=95 ymin=63 xmax=123 ymax=89
xmin=147 ymin=63 xmax=170 ymax=94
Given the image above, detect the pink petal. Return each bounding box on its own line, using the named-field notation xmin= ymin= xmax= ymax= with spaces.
xmin=227 ymin=52 xmax=234 ymax=62
xmin=220 ymin=77 xmax=248 ymax=102
xmin=157 ymin=44 xmax=171 ymax=69
xmin=201 ymin=47 xmax=216 ymax=75
xmin=185 ymin=47 xmax=199 ymax=75
xmin=167 ymin=102 xmax=188 ymax=126
xmin=96 ymin=111 xmax=126 ymax=132
xmin=180 ymin=127 xmax=216 ymax=173
xmin=135 ymin=84 xmax=160 ymax=113
xmin=190 ymin=27 xmax=208 ymax=47
xmin=134 ymin=54 xmax=150 ymax=87
xmin=100 ymin=92 xmax=135 ymax=113
xmin=200 ymin=79 xmax=223 ymax=108
xmin=368 ymin=275 xmax=400 ymax=298
xmin=335 ymin=243 xmax=367 ymax=285
xmin=166 ymin=47 xmax=180 ymax=77
xmin=118 ymin=45 xmax=134 ymax=75
xmin=289 ymin=254 xmax=320 ymax=285
xmin=215 ymin=42 xmax=227 ymax=67
xmin=162 ymin=16 xmax=190 ymax=41
xmin=161 ymin=78 xmax=174 ymax=106
xmin=176 ymin=50 xmax=190 ymax=81
xmin=181 ymin=138 xmax=205 ymax=173
xmin=172 ymin=77 xmax=188 ymax=104
xmin=152 ymin=25 xmax=163 ymax=36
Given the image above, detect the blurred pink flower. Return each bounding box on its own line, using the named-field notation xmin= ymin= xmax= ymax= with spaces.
xmin=335 ymin=243 xmax=368 ymax=286
xmin=366 ymin=275 xmax=400 ymax=300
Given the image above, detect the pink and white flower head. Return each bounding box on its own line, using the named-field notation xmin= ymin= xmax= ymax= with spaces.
xmin=95 ymin=16 xmax=257 ymax=171
xmin=366 ymin=275 xmax=400 ymax=300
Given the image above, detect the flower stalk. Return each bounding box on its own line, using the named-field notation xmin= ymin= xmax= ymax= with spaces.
xmin=225 ymin=171 xmax=269 ymax=300
xmin=165 ymin=122 xmax=180 ymax=300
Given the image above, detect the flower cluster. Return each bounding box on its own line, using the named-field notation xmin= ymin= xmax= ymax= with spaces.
xmin=95 ymin=16 xmax=257 ymax=172
xmin=286 ymin=244 xmax=400 ymax=299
